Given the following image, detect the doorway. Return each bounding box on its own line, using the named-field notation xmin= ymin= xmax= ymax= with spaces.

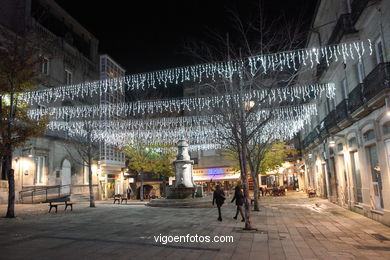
xmin=61 ymin=159 xmax=71 ymax=195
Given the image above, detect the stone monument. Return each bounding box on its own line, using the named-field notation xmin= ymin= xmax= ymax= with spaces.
xmin=148 ymin=140 xmax=210 ymax=207
xmin=174 ymin=140 xmax=195 ymax=188
xmin=167 ymin=140 xmax=196 ymax=199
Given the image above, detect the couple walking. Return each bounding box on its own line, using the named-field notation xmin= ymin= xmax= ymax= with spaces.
xmin=212 ymin=185 xmax=245 ymax=222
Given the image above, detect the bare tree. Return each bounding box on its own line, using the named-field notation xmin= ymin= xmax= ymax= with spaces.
xmin=185 ymin=4 xmax=307 ymax=229
xmin=64 ymin=129 xmax=99 ymax=207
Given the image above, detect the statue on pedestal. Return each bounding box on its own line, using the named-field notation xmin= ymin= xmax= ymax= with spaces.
xmin=174 ymin=140 xmax=195 ymax=188
xmin=166 ymin=140 xmax=196 ymax=199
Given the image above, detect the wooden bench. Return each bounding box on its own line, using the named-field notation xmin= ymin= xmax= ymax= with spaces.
xmin=113 ymin=194 xmax=121 ymax=204
xmin=113 ymin=194 xmax=128 ymax=204
xmin=47 ymin=197 xmax=73 ymax=213
xmin=308 ymin=189 xmax=316 ymax=198
xmin=120 ymin=195 xmax=128 ymax=204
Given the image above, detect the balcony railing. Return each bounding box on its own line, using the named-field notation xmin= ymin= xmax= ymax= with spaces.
xmin=324 ymin=109 xmax=337 ymax=131
xmin=362 ymin=62 xmax=390 ymax=101
xmin=335 ymin=99 xmax=350 ymax=124
xmin=304 ymin=63 xmax=390 ymax=149
xmin=302 ymin=130 xmax=318 ymax=149
xmin=348 ymin=83 xmax=364 ymax=114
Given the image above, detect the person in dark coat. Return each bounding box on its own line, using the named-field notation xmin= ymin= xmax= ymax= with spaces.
xmin=231 ymin=185 xmax=245 ymax=222
xmin=212 ymin=185 xmax=226 ymax=221
xmin=126 ymin=186 xmax=132 ymax=199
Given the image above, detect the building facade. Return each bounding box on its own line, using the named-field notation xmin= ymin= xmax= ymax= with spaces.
xmin=0 ymin=0 xmax=100 ymax=203
xmin=98 ymin=54 xmax=126 ymax=199
xmin=300 ymin=0 xmax=390 ymax=225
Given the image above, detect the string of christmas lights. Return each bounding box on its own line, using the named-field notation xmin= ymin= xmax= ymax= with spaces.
xmin=28 ymin=83 xmax=331 ymax=120
xmin=81 ymin=118 xmax=309 ymax=150
xmin=21 ymin=40 xmax=370 ymax=104
xmin=46 ymin=103 xmax=317 ymax=132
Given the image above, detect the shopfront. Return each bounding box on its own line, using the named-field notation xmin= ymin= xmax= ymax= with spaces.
xmin=193 ymin=167 xmax=240 ymax=193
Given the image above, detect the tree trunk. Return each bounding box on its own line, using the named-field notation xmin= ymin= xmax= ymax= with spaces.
xmin=6 ymin=165 xmax=15 ymax=218
xmin=252 ymin=174 xmax=260 ymax=211
xmin=88 ymin=165 xmax=95 ymax=207
xmin=140 ymin=168 xmax=144 ymax=201
xmin=238 ymin=142 xmax=253 ymax=230
xmin=248 ymin=159 xmax=260 ymax=211
xmin=5 ymin=88 xmax=15 ymax=218
xmin=162 ymin=177 xmax=167 ymax=197
xmin=130 ymin=182 xmax=137 ymax=199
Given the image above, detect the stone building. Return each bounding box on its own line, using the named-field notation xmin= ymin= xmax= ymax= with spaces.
xmin=0 ymin=0 xmax=100 ymax=203
xmin=299 ymin=0 xmax=390 ymax=225
xmin=98 ymin=54 xmax=126 ymax=199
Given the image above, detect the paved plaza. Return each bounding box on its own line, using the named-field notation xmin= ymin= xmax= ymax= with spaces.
xmin=1 ymin=192 xmax=390 ymax=260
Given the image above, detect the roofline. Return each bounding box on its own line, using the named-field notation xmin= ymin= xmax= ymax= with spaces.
xmin=99 ymin=54 xmax=126 ymax=72
xmin=43 ymin=0 xmax=98 ymax=42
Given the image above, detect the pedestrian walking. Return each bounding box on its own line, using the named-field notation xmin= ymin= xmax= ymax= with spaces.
xmin=212 ymin=185 xmax=225 ymax=221
xmin=231 ymin=185 xmax=245 ymax=222
xmin=127 ymin=186 xmax=132 ymax=199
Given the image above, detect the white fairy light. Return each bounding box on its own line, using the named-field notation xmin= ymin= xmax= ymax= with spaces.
xmin=46 ymin=103 xmax=317 ymax=132
xmin=21 ymin=40 xmax=371 ymax=104
xmin=28 ymin=83 xmax=334 ymax=120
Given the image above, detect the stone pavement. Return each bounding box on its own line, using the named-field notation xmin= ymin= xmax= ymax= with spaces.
xmin=0 ymin=192 xmax=390 ymax=260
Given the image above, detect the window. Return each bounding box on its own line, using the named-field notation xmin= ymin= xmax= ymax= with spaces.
xmin=84 ymin=164 xmax=89 ymax=184
xmin=337 ymin=143 xmax=343 ymax=152
xmin=383 ymin=122 xmax=390 ymax=135
xmin=356 ymin=62 xmax=365 ymax=84
xmin=351 ymin=151 xmax=362 ymax=203
xmin=65 ymin=69 xmax=73 ymax=84
xmin=348 ymin=137 xmax=358 ymax=148
xmin=363 ymin=129 xmax=375 ymax=142
xmin=40 ymin=57 xmax=50 ymax=75
xmin=35 ymin=156 xmax=45 ymax=184
xmin=374 ymin=38 xmax=385 ymax=65
xmin=367 ymin=145 xmax=383 ymax=209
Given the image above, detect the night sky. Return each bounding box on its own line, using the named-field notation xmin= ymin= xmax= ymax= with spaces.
xmin=54 ymin=0 xmax=318 ymax=74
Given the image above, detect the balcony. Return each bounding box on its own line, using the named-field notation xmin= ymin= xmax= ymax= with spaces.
xmin=348 ymin=83 xmax=365 ymax=114
xmin=362 ymin=62 xmax=390 ymax=103
xmin=303 ymin=63 xmax=390 ymax=149
xmin=335 ymin=99 xmax=352 ymax=127
xmin=324 ymin=109 xmax=338 ymax=133
xmin=348 ymin=62 xmax=390 ymax=117
xmin=302 ymin=130 xmax=318 ymax=149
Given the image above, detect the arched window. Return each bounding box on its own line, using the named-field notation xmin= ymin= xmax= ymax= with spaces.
xmin=337 ymin=143 xmax=343 ymax=152
xmin=348 ymin=137 xmax=358 ymax=148
xmin=383 ymin=121 xmax=390 ymax=135
xmin=363 ymin=129 xmax=375 ymax=142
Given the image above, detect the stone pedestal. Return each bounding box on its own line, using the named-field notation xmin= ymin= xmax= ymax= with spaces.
xmin=148 ymin=140 xmax=210 ymax=206
xmin=173 ymin=140 xmax=195 ymax=188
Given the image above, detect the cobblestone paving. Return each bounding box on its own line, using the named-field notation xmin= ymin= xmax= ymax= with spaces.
xmin=1 ymin=192 xmax=390 ymax=259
